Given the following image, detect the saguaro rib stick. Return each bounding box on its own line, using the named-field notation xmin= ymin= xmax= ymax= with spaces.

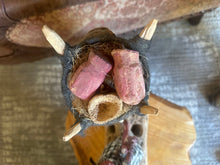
xmin=63 ymin=123 xmax=81 ymax=142
xmin=140 ymin=105 xmax=159 ymax=116
xmin=139 ymin=19 xmax=158 ymax=40
xmin=42 ymin=25 xmax=65 ymax=55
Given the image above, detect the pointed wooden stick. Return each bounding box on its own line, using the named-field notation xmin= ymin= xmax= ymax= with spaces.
xmin=63 ymin=123 xmax=81 ymax=142
xmin=42 ymin=25 xmax=65 ymax=55
xmin=140 ymin=105 xmax=159 ymax=116
xmin=139 ymin=19 xmax=158 ymax=40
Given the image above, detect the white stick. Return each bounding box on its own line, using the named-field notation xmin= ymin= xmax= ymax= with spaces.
xmin=139 ymin=19 xmax=158 ymax=40
xmin=42 ymin=25 xmax=65 ymax=55
xmin=63 ymin=123 xmax=81 ymax=142
xmin=140 ymin=105 xmax=158 ymax=116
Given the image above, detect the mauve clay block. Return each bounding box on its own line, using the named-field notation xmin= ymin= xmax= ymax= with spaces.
xmin=112 ymin=49 xmax=145 ymax=105
xmin=69 ymin=50 xmax=112 ymax=100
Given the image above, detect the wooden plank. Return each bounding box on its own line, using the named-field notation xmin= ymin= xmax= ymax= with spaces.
xmin=1 ymin=0 xmax=220 ymax=64
xmin=148 ymin=94 xmax=196 ymax=165
xmin=0 ymin=0 xmax=97 ymax=25
xmin=0 ymin=43 xmax=54 ymax=64
xmin=7 ymin=0 xmax=220 ymax=48
xmin=0 ymin=0 xmax=97 ymax=64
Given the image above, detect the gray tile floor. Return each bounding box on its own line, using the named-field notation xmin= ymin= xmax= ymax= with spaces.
xmin=148 ymin=9 xmax=220 ymax=165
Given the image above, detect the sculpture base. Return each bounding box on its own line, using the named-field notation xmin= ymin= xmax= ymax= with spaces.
xmin=65 ymin=93 xmax=196 ymax=165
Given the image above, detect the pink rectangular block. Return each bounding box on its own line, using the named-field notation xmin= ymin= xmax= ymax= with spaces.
xmin=111 ymin=49 xmax=145 ymax=105
xmin=69 ymin=50 xmax=112 ymax=100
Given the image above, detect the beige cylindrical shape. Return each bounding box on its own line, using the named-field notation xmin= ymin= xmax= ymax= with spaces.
xmin=88 ymin=94 xmax=123 ymax=124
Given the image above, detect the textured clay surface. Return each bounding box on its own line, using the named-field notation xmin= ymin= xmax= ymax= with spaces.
xmin=112 ymin=49 xmax=145 ymax=105
xmin=69 ymin=50 xmax=112 ymax=100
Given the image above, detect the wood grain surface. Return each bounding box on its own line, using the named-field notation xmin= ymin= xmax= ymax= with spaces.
xmin=0 ymin=0 xmax=96 ymax=64
xmin=0 ymin=0 xmax=220 ymax=63
xmin=7 ymin=0 xmax=220 ymax=48
xmin=0 ymin=7 xmax=220 ymax=165
xmin=148 ymin=94 xmax=196 ymax=165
